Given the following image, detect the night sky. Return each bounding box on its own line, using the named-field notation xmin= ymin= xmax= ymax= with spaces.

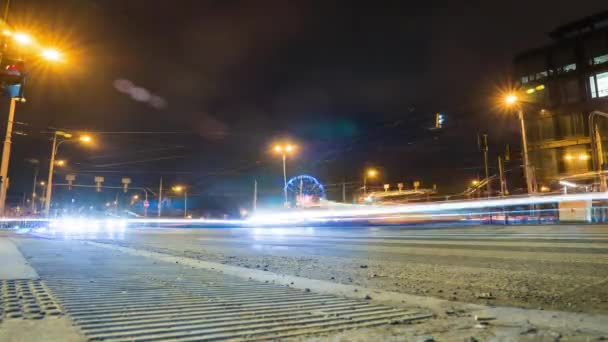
xmin=2 ymin=0 xmax=607 ymax=212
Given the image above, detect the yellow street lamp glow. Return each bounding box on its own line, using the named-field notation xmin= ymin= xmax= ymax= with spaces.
xmin=505 ymin=94 xmax=518 ymax=105
xmin=132 ymin=195 xmax=139 ymax=200
xmin=535 ymin=84 xmax=545 ymax=91
xmin=274 ymin=144 xmax=296 ymax=154
xmin=79 ymin=135 xmax=92 ymax=143
xmin=41 ymin=48 xmax=61 ymax=62
xmin=2 ymin=29 xmax=11 ymax=36
xmin=564 ymin=155 xmax=573 ymax=161
xmin=39 ymin=181 xmax=45 ymax=186
xmin=55 ymin=160 xmax=66 ymax=166
xmin=13 ymin=32 xmax=32 ymax=45
xmin=172 ymin=185 xmax=184 ymax=192
xmin=525 ymin=88 xmax=536 ymax=94
xmin=540 ymin=185 xmax=550 ymax=192
xmin=578 ymin=154 xmax=590 ymax=161
xmin=367 ymin=169 xmax=377 ymax=178
xmin=471 ymin=180 xmax=480 ymax=186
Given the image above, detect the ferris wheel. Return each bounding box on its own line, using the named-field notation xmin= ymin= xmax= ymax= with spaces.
xmin=285 ymin=175 xmax=326 ymax=207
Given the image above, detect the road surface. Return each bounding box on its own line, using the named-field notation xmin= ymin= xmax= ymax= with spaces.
xmin=2 ymin=223 xmax=608 ymax=341
xmin=93 ymin=223 xmax=608 ymax=314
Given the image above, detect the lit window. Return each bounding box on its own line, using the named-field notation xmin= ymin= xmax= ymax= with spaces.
xmin=593 ymin=54 xmax=608 ymax=65
xmin=536 ymin=71 xmax=548 ymax=79
xmin=521 ymin=76 xmax=529 ymax=84
xmin=562 ymin=63 xmax=576 ymax=72
xmin=589 ymin=71 xmax=608 ymax=98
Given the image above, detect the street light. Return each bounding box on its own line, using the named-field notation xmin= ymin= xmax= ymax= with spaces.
xmin=503 ymin=93 xmax=534 ymax=194
xmin=0 ymin=32 xmax=67 ymax=214
xmin=41 ymin=48 xmax=61 ymax=62
xmin=13 ymin=32 xmax=32 ymax=45
xmin=43 ymin=131 xmax=92 ymax=215
xmin=363 ymin=168 xmax=378 ymax=195
xmin=273 ymin=143 xmax=297 ymax=207
xmin=172 ymin=185 xmax=188 ymax=218
xmin=55 ymin=159 xmax=66 ymax=166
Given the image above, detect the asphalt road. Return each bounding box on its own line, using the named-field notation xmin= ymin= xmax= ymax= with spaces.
xmin=91 ymin=223 xmax=608 ymax=314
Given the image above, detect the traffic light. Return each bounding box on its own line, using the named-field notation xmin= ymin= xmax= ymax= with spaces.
xmin=435 ymin=113 xmax=445 ymax=128
xmin=1 ymin=59 xmax=26 ymax=98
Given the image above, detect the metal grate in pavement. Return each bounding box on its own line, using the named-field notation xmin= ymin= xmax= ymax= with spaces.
xmin=18 ymin=238 xmax=431 ymax=341
xmin=0 ymin=279 xmax=63 ymax=321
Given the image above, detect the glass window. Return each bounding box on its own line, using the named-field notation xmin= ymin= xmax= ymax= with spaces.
xmin=521 ymin=76 xmax=529 ymax=84
xmin=590 ymin=76 xmax=597 ymax=98
xmin=590 ymin=71 xmax=608 ymax=98
xmin=536 ymin=71 xmax=548 ymax=79
xmin=562 ymin=63 xmax=576 ymax=72
xmin=593 ymin=54 xmax=608 ymax=65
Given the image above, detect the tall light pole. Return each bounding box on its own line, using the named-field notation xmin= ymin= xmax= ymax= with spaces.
xmin=172 ymin=185 xmax=187 ymax=218
xmin=363 ymin=169 xmax=378 ymax=196
xmin=589 ymin=111 xmax=608 ymax=192
xmin=273 ymin=143 xmax=296 ymax=207
xmin=0 ymin=30 xmax=65 ymax=214
xmin=505 ymin=94 xmax=534 ymax=195
xmin=0 ymin=97 xmax=18 ymax=214
xmin=25 ymin=158 xmax=39 ymax=213
xmin=44 ymin=132 xmax=91 ymax=215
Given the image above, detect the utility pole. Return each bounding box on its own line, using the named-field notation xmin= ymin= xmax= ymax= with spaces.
xmin=282 ymin=153 xmax=288 ymax=206
xmin=518 ymin=109 xmax=534 ymax=194
xmin=43 ymin=132 xmax=58 ymax=215
xmin=595 ymin=123 xmax=606 ymax=192
xmin=144 ymin=190 xmax=148 ymax=217
xmin=183 ymin=190 xmax=188 ymax=218
xmin=31 ymin=164 xmax=38 ymax=213
xmin=0 ymin=97 xmax=17 ymax=214
xmin=478 ymin=133 xmax=490 ymax=197
xmin=157 ymin=177 xmax=163 ymax=217
xmin=342 ymin=181 xmax=346 ymax=203
xmin=498 ymin=155 xmax=507 ymax=196
xmin=253 ymin=179 xmax=257 ymax=211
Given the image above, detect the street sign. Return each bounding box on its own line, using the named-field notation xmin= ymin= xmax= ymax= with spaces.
xmin=143 ymin=200 xmax=150 ymax=208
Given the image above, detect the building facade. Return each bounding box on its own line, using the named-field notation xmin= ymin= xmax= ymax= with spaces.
xmin=514 ymin=11 xmax=608 ymax=188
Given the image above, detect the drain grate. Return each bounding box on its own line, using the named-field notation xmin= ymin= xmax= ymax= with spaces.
xmin=17 ymin=238 xmax=431 ymax=341
xmin=0 ymin=279 xmax=63 ymax=321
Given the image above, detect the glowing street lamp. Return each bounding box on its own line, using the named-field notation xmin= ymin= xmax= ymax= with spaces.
xmin=172 ymin=185 xmax=188 ymax=218
xmin=363 ymin=168 xmax=378 ymax=195
xmin=41 ymin=48 xmax=61 ymax=62
xmin=44 ymin=132 xmax=94 ymax=215
xmin=273 ymin=143 xmax=297 ymax=206
xmin=0 ymin=31 xmax=70 ymax=214
xmin=13 ymin=32 xmax=32 ymax=45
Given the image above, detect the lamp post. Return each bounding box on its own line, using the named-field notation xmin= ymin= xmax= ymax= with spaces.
xmin=363 ymin=169 xmax=378 ymax=196
xmin=589 ymin=111 xmax=608 ymax=192
xmin=273 ymin=144 xmax=296 ymax=207
xmin=504 ymin=94 xmax=534 ymax=195
xmin=0 ymin=30 xmax=64 ymax=214
xmin=172 ymin=185 xmax=187 ymax=218
xmin=44 ymin=132 xmax=91 ymax=215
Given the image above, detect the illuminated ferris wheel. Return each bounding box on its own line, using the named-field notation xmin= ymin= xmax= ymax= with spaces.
xmin=285 ymin=175 xmax=326 ymax=207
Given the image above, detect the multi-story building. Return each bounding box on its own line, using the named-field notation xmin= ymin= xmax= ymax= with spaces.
xmin=513 ymin=10 xmax=608 ymax=188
